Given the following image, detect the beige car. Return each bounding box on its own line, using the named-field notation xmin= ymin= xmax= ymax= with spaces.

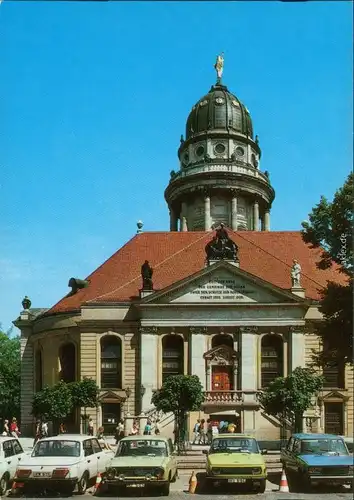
xmin=104 ymin=436 xmax=178 ymax=496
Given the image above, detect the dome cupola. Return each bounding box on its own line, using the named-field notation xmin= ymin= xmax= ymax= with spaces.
xmin=165 ymin=54 xmax=275 ymax=233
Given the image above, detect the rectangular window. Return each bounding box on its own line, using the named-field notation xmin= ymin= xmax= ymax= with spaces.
xmin=323 ymin=366 xmax=345 ymax=389
xmin=101 ymin=359 xmax=121 ymax=389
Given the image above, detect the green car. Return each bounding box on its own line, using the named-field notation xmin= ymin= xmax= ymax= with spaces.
xmin=103 ymin=436 xmax=178 ymax=496
xmin=204 ymin=434 xmax=267 ymax=493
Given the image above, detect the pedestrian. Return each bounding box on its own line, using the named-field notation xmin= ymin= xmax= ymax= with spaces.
xmin=3 ymin=419 xmax=10 ymax=436
xmin=154 ymin=418 xmax=160 ymax=435
xmin=59 ymin=422 xmax=66 ymax=434
xmin=206 ymin=419 xmax=213 ymax=444
xmin=192 ymin=419 xmax=200 ymax=444
xmin=87 ymin=418 xmax=94 ymax=436
xmin=10 ymin=417 xmax=20 ymax=437
xmin=144 ymin=419 xmax=152 ymax=435
xmin=97 ymin=426 xmax=104 ymax=439
xmin=41 ymin=420 xmax=48 ymax=437
xmin=115 ymin=419 xmax=124 ymax=444
xmin=227 ymin=421 xmax=236 ymax=433
xmin=130 ymin=421 xmax=139 ymax=436
xmin=199 ymin=419 xmax=207 ymax=445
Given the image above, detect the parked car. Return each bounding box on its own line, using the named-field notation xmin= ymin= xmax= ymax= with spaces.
xmin=0 ymin=436 xmax=27 ymax=495
xmin=203 ymin=433 xmax=267 ymax=493
xmin=103 ymin=435 xmax=178 ymax=496
xmin=13 ymin=434 xmax=114 ymax=495
xmin=281 ymin=433 xmax=354 ymax=491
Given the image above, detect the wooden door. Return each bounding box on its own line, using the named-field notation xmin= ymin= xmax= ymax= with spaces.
xmin=212 ymin=366 xmax=232 ymax=390
xmin=324 ymin=403 xmax=344 ymax=435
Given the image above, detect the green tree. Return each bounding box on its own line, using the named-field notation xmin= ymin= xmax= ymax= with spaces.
xmin=32 ymin=380 xmax=73 ymax=433
xmin=0 ymin=327 xmax=20 ymax=421
xmin=151 ymin=375 xmax=204 ymax=453
xmin=301 ymin=172 xmax=353 ymax=366
xmin=69 ymin=378 xmax=99 ymax=432
xmin=258 ymin=367 xmax=324 ymax=433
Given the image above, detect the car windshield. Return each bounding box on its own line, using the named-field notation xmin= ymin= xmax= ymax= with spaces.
xmin=300 ymin=439 xmax=349 ymax=456
xmin=210 ymin=438 xmax=259 ymax=454
xmin=32 ymin=440 xmax=81 ymax=458
xmin=116 ymin=439 xmax=167 ymax=457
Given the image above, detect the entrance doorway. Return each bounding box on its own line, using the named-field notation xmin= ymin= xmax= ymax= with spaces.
xmin=102 ymin=403 xmax=121 ymax=435
xmin=212 ymin=366 xmax=232 ymax=390
xmin=324 ymin=403 xmax=344 ymax=435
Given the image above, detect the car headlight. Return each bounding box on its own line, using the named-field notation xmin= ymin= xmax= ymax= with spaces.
xmin=308 ymin=467 xmax=322 ymax=475
xmin=154 ymin=468 xmax=164 ymax=479
xmin=106 ymin=468 xmax=116 ymax=480
xmin=252 ymin=468 xmax=262 ymax=475
xmin=348 ymin=466 xmax=353 ymax=475
xmin=212 ymin=468 xmax=220 ymax=475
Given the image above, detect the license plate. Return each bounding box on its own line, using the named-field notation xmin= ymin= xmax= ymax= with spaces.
xmin=33 ymin=472 xmax=52 ymax=478
xmin=228 ymin=478 xmax=246 ymax=483
xmin=127 ymin=483 xmax=144 ymax=488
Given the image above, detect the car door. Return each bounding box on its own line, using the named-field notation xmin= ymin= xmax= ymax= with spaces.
xmin=91 ymin=439 xmax=106 ymax=474
xmin=12 ymin=439 xmax=25 ymax=471
xmin=2 ymin=440 xmax=17 ymax=479
xmin=281 ymin=437 xmax=294 ymax=468
xmin=83 ymin=439 xmax=98 ymax=479
xmin=287 ymin=439 xmax=301 ymax=472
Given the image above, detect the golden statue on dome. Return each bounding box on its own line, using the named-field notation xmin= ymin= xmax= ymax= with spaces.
xmin=214 ymin=52 xmax=224 ymax=83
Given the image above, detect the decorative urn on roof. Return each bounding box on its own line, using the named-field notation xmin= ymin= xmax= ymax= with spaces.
xmin=21 ymin=295 xmax=31 ymax=310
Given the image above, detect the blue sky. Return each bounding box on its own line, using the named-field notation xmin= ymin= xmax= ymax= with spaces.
xmin=0 ymin=1 xmax=352 ymax=332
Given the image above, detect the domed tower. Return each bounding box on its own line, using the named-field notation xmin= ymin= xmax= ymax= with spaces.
xmin=164 ymin=55 xmax=275 ymax=232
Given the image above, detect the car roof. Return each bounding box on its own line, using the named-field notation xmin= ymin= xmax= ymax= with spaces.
xmin=0 ymin=436 xmax=18 ymax=442
xmin=38 ymin=434 xmax=95 ymax=442
xmin=292 ymin=433 xmax=343 ymax=440
xmin=212 ymin=434 xmax=255 ymax=439
xmin=120 ymin=435 xmax=169 ymax=442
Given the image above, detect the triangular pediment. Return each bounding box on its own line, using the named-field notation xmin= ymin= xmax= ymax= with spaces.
xmin=319 ymin=391 xmax=349 ymax=402
xmin=203 ymin=344 xmax=238 ymax=362
xmin=141 ymin=261 xmax=306 ymax=305
xmin=99 ymin=390 xmax=126 ymax=402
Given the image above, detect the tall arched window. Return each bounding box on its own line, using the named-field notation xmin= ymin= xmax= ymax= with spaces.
xmin=59 ymin=343 xmax=76 ymax=383
xmin=212 ymin=334 xmax=233 ymax=350
xmin=100 ymin=336 xmax=122 ymax=389
xmin=162 ymin=335 xmax=184 ymax=384
xmin=322 ymin=341 xmax=345 ymax=388
xmin=261 ymin=335 xmax=283 ymax=388
xmin=35 ymin=349 xmax=43 ymax=392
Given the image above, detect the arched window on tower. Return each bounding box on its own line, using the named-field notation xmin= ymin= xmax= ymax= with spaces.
xmin=35 ymin=349 xmax=43 ymax=392
xmin=212 ymin=334 xmax=233 ymax=350
xmin=59 ymin=343 xmax=76 ymax=383
xmin=100 ymin=336 xmax=122 ymax=389
xmin=261 ymin=335 xmax=283 ymax=388
xmin=162 ymin=335 xmax=184 ymax=384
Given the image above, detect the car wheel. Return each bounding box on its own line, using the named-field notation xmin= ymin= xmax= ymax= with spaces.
xmin=77 ymin=471 xmax=89 ymax=494
xmin=0 ymin=474 xmax=9 ymax=496
xmin=159 ymin=482 xmax=170 ymax=496
xmin=255 ymin=479 xmax=266 ymax=493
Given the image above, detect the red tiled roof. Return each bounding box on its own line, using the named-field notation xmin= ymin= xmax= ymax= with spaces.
xmin=46 ymin=231 xmax=347 ymax=315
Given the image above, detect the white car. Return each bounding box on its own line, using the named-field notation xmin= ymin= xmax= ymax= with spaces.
xmin=0 ymin=436 xmax=27 ymax=495
xmin=14 ymin=434 xmax=114 ymax=495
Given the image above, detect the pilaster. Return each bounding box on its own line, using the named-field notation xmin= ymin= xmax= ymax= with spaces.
xmin=20 ymin=326 xmax=34 ymax=435
xmin=289 ymin=326 xmax=305 ymax=371
xmin=189 ymin=327 xmax=207 ymax=389
xmin=240 ymin=327 xmax=258 ymax=401
xmin=140 ymin=326 xmax=158 ymax=411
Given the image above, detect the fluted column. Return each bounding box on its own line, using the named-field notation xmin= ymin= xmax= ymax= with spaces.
xmin=204 ymin=195 xmax=211 ymax=231
xmin=253 ymin=200 xmax=259 ymax=231
xmin=181 ymin=217 xmax=188 ymax=232
xmin=231 ymin=193 xmax=238 ymax=230
xmin=264 ymin=210 xmax=270 ymax=231
xmin=169 ymin=208 xmax=178 ymax=232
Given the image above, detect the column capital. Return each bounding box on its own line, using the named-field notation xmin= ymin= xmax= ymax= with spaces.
xmin=239 ymin=326 xmax=258 ymax=334
xmin=288 ymin=325 xmax=308 ymax=334
xmin=190 ymin=326 xmax=207 ymax=335
xmin=139 ymin=326 xmax=158 ymax=335
xmin=230 ymin=188 xmax=241 ymax=198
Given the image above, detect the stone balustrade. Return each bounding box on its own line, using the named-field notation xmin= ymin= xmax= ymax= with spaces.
xmin=204 ymin=390 xmax=261 ymax=405
xmin=171 ymin=163 xmax=269 ymax=183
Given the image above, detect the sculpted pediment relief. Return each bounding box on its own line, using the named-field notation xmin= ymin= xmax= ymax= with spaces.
xmin=141 ymin=261 xmax=305 ymax=306
xmin=100 ymin=390 xmax=126 ymax=403
xmin=204 ymin=345 xmax=238 ymax=365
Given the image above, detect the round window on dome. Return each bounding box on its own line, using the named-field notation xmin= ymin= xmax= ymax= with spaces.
xmin=235 ymin=146 xmax=245 ymax=156
xmin=214 ymin=143 xmax=226 ymax=155
xmin=195 ymin=145 xmax=205 ymax=157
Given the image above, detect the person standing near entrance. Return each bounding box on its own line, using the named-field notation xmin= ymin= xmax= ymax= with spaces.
xmin=192 ymin=419 xmax=200 ymax=444
xmin=115 ymin=419 xmax=124 ymax=444
xmin=88 ymin=418 xmax=94 ymax=436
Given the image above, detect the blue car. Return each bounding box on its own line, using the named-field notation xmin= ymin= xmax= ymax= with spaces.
xmin=281 ymin=433 xmax=353 ymax=492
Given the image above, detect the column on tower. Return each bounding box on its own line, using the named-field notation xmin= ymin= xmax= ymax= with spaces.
xmin=260 ymin=214 xmax=265 ymax=231
xmin=181 ymin=202 xmax=188 ymax=232
xmin=253 ymin=200 xmax=259 ymax=231
xmin=264 ymin=209 xmax=271 ymax=231
xmin=204 ymin=194 xmax=211 ymax=231
xmin=231 ymin=191 xmax=238 ymax=231
xmin=169 ymin=208 xmax=178 ymax=231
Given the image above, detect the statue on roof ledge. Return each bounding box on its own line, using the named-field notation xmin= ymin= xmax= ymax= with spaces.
xmin=141 ymin=260 xmax=153 ymax=290
xmin=291 ymin=259 xmax=301 ymax=287
xmin=22 ymin=295 xmax=31 ymax=310
xmin=214 ymin=52 xmax=224 ymax=84
xmin=205 ymin=223 xmax=239 ymax=263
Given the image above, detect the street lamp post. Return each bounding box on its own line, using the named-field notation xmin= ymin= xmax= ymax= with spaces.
xmin=125 ymin=387 xmax=131 ymax=415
